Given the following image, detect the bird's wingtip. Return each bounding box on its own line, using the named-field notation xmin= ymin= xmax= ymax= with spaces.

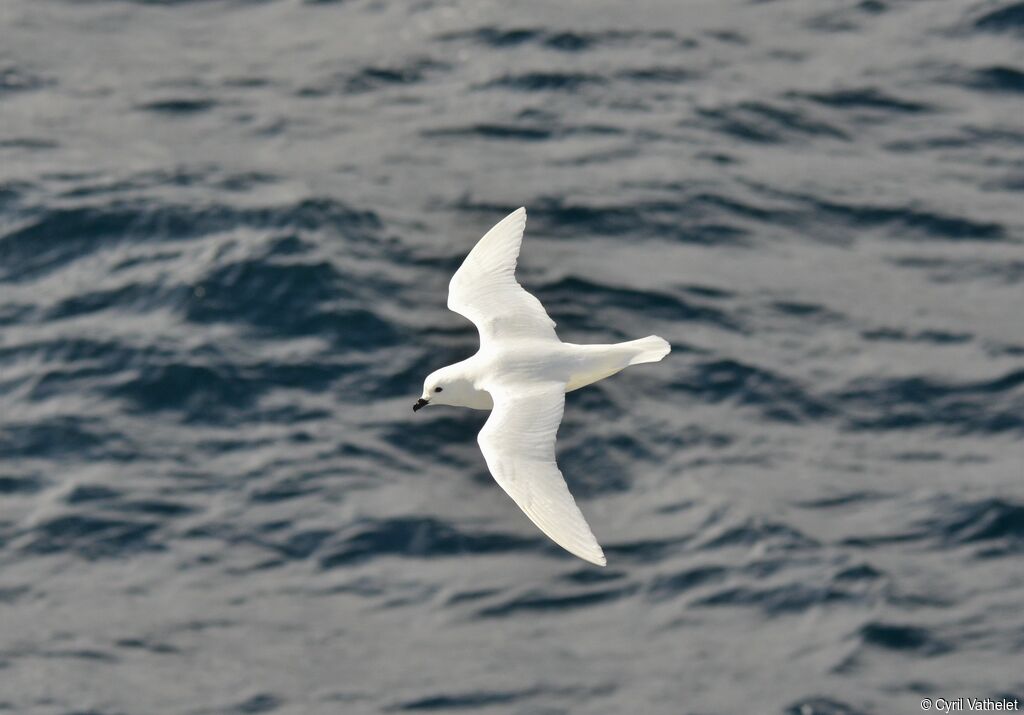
xmin=581 ymin=545 xmax=607 ymax=567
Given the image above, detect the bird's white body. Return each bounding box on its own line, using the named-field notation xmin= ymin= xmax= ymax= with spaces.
xmin=416 ymin=208 xmax=670 ymax=566
xmin=435 ymin=338 xmax=669 ymax=411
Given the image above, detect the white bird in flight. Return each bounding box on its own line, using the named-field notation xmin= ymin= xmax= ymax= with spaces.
xmin=414 ymin=208 xmax=670 ymax=566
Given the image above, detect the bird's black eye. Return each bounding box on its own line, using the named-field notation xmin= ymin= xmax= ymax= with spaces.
xmin=434 ymin=386 xmax=443 ymax=393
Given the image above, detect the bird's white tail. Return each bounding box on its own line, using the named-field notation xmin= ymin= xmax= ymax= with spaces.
xmin=623 ymin=335 xmax=671 ymax=366
xmin=563 ymin=335 xmax=671 ymax=392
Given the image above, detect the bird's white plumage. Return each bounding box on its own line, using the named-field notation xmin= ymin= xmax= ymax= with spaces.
xmin=424 ymin=207 xmax=669 ymax=566
xmin=478 ymin=380 xmax=606 ymax=566
xmin=447 ymin=208 xmax=558 ymax=344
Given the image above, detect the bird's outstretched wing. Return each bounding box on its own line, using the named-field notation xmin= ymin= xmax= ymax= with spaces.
xmin=448 ymin=208 xmax=558 ymax=345
xmin=477 ymin=380 xmax=605 ymax=566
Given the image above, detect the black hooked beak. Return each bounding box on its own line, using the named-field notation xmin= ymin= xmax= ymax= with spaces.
xmin=413 ymin=398 xmax=429 ymax=412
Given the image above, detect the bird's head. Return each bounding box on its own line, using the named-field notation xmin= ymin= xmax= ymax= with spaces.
xmin=414 ymin=364 xmax=477 ymax=411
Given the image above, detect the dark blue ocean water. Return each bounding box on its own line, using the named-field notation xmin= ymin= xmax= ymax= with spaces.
xmin=2 ymin=0 xmax=1023 ymax=713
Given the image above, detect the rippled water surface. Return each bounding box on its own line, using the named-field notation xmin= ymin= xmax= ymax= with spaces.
xmin=2 ymin=1 xmax=1023 ymax=713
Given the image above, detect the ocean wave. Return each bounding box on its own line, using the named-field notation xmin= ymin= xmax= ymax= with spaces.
xmin=2 ymin=0 xmax=1022 ymax=711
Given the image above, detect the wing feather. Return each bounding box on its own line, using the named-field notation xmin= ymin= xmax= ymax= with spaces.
xmin=477 ymin=381 xmax=605 ymax=566
xmin=447 ymin=208 xmax=558 ymax=345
